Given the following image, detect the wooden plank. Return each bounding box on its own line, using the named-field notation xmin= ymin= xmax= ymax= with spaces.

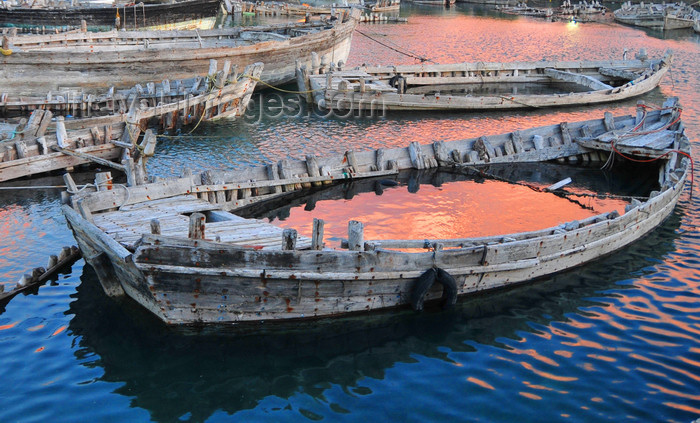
xmin=543 ymin=68 xmax=613 ymax=90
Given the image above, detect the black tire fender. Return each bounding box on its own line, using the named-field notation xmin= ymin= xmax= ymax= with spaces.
xmin=410 ymin=268 xmax=458 ymax=311
xmin=410 ymin=268 xmax=437 ymax=312
xmin=436 ymin=268 xmax=458 ymax=310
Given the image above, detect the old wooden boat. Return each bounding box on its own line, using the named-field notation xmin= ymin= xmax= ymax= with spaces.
xmin=298 ymin=52 xmax=671 ymax=112
xmin=0 ymin=60 xmax=261 ymax=119
xmin=366 ymin=0 xmax=400 ymax=12
xmin=497 ymin=2 xmax=553 ymax=17
xmin=0 ymin=62 xmax=262 ymax=182
xmin=0 ymin=0 xmax=222 ymax=31
xmin=0 ymin=9 xmax=359 ymax=94
xmin=61 ymin=98 xmax=690 ymax=326
xmin=557 ymin=0 xmax=607 ymax=16
xmin=613 ymin=1 xmax=695 ymax=29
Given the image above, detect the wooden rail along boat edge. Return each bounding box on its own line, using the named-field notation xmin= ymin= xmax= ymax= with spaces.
xmin=61 ymin=98 xmax=691 ymax=327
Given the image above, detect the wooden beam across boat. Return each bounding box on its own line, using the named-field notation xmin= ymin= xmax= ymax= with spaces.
xmin=543 ymin=68 xmax=613 ymax=91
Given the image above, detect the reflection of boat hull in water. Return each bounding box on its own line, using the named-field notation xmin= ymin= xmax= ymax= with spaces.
xmin=303 ymin=53 xmax=671 ymax=112
xmin=62 ymin=98 xmax=690 ymax=327
xmin=0 ymin=9 xmax=359 ymax=94
xmin=0 ymin=0 xmax=222 ymax=30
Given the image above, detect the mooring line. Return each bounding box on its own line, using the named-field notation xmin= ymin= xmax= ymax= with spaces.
xmin=355 ymin=29 xmax=434 ymax=63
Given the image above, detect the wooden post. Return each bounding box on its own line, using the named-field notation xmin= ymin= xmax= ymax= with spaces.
xmin=345 ymin=150 xmax=358 ymax=172
xmin=14 ymin=141 xmax=27 ymax=159
xmin=56 ymin=116 xmax=68 ymax=148
xmin=208 ymin=59 xmax=218 ymax=78
xmin=375 ymin=148 xmax=385 ymax=171
xmin=123 ymin=157 xmax=137 ymax=187
xmin=532 ymin=135 xmax=545 ymax=150
xmin=214 ymin=178 xmax=227 ymax=204
xmin=312 ymin=218 xmax=324 ymax=250
xmin=76 ymin=199 xmax=94 ymax=223
xmin=278 ymin=160 xmax=295 ymax=192
xmin=95 ymin=172 xmax=112 ymax=191
xmin=348 ymin=220 xmax=364 ymax=251
xmin=311 ymin=52 xmax=320 ymax=75
xmin=433 ymin=141 xmax=453 ymax=166
xmin=603 ymin=112 xmax=615 ymax=132
xmin=188 ymin=213 xmax=205 ymax=239
xmin=63 ymin=173 xmax=78 ymax=194
xmin=265 ymin=164 xmax=282 ymax=194
xmin=150 ymin=218 xmax=161 ymax=235
xmin=201 ymin=170 xmax=217 ymax=203
xmin=140 ymin=129 xmax=157 ymax=156
xmin=408 ymin=142 xmax=426 ymax=169
xmin=305 ymin=155 xmax=321 ymax=187
xmin=282 ymin=228 xmax=297 ymax=250
xmin=46 ymin=255 xmax=58 ymax=270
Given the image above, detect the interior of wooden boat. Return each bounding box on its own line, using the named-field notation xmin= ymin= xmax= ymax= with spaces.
xmin=240 ymin=162 xmax=662 ymax=248
xmin=64 ymin=100 xmax=687 ymax=260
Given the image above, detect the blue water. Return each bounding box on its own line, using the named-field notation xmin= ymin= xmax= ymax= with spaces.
xmin=1 ymin=7 xmax=699 ymax=423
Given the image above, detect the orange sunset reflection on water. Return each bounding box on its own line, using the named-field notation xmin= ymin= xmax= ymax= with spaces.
xmin=272 ymin=178 xmax=628 ymax=244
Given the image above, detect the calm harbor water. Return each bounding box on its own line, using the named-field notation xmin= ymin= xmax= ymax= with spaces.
xmin=1 ymin=6 xmax=700 ymax=422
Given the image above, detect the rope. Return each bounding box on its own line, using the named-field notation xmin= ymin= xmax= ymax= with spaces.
xmin=355 ymin=29 xmax=434 ymax=63
xmin=605 ymin=104 xmax=693 ymax=198
xmin=609 ymin=142 xmax=694 ymax=199
xmin=455 ymin=164 xmax=648 ymax=204
xmin=0 ymin=185 xmax=75 ymax=190
xmin=242 ymin=73 xmax=324 ymax=94
xmin=498 ymin=95 xmax=540 ymax=108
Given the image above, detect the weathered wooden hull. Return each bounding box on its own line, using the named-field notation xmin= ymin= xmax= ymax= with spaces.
xmin=62 ymin=101 xmax=689 ymax=326
xmin=0 ymin=12 xmax=358 ymax=94
xmin=663 ymin=14 xmax=694 ymax=29
xmin=613 ymin=2 xmax=695 ymax=29
xmin=0 ymin=0 xmax=222 ymax=30
xmin=306 ymin=56 xmax=670 ymax=111
xmin=0 ymin=61 xmax=262 ymax=118
xmin=0 ymin=63 xmax=262 ymax=182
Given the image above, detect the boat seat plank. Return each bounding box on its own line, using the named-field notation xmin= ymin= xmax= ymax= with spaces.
xmin=615 ymin=130 xmax=673 ymax=149
xmin=93 ymin=195 xmax=312 ymax=250
xmin=117 ymin=194 xmax=220 ymax=213
xmin=543 ymin=68 xmax=614 ymax=91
